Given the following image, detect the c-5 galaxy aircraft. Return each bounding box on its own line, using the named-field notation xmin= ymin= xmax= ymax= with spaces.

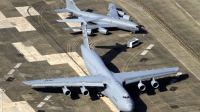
xmin=55 ymin=0 xmax=142 ymax=35
xmin=23 ymin=19 xmax=179 ymax=111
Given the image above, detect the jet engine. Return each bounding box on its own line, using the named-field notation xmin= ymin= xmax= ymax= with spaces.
xmin=138 ymin=81 xmax=146 ymax=91
xmin=80 ymin=86 xmax=89 ymax=96
xmin=98 ymin=27 xmax=108 ymax=34
xmin=121 ymin=15 xmax=131 ymax=21
xmin=87 ymin=29 xmax=93 ymax=35
xmin=62 ymin=86 xmax=71 ymax=96
xmin=151 ymin=78 xmax=159 ymax=88
xmin=117 ymin=10 xmax=125 ymax=16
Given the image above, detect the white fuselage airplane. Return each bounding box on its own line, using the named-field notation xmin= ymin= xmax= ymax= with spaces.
xmin=56 ymin=0 xmax=142 ymax=35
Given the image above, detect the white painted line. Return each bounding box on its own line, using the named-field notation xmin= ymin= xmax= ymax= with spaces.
xmin=169 ymin=79 xmax=176 ymax=84
xmin=173 ymin=0 xmax=200 ymax=26
xmin=146 ymin=44 xmax=154 ymax=49
xmin=37 ymin=102 xmax=45 ymax=108
xmin=101 ymin=97 xmax=119 ymax=112
xmin=7 ymin=69 xmax=15 ymax=75
xmin=141 ymin=50 xmax=148 ymax=55
xmin=43 ymin=95 xmax=52 ymax=101
xmin=118 ymin=33 xmax=130 ymax=37
xmin=14 ymin=63 xmax=22 ymax=68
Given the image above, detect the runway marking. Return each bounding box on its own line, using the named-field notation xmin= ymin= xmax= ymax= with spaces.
xmin=14 ymin=63 xmax=22 ymax=68
xmin=57 ymin=12 xmax=81 ymax=32
xmin=118 ymin=33 xmax=130 ymax=37
xmin=37 ymin=102 xmax=45 ymax=108
xmin=146 ymin=44 xmax=154 ymax=49
xmin=0 ymin=5 xmax=40 ymax=32
xmin=15 ymin=6 xmax=40 ymax=17
xmin=12 ymin=42 xmax=86 ymax=76
xmin=43 ymin=95 xmax=52 ymax=101
xmin=0 ymin=11 xmax=36 ymax=32
xmin=7 ymin=69 xmax=15 ymax=75
xmin=141 ymin=50 xmax=148 ymax=55
xmin=173 ymin=0 xmax=200 ymax=26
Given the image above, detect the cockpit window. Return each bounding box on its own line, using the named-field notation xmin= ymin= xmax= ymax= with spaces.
xmin=123 ymin=96 xmax=130 ymax=99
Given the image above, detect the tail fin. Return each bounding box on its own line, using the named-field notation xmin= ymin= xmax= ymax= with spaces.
xmin=66 ymin=0 xmax=80 ymax=11
xmin=81 ymin=22 xmax=90 ymax=49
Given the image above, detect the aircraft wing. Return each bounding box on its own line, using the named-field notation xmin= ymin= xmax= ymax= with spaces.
xmin=55 ymin=8 xmax=71 ymax=13
xmin=23 ymin=75 xmax=105 ymax=87
xmin=63 ymin=24 xmax=116 ymax=30
xmin=57 ymin=17 xmax=104 ymax=23
xmin=113 ymin=67 xmax=179 ymax=85
xmin=107 ymin=3 xmax=119 ymax=19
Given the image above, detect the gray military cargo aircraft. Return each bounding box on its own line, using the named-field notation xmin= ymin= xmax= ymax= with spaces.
xmin=23 ymin=18 xmax=179 ymax=111
xmin=55 ymin=0 xmax=142 ymax=35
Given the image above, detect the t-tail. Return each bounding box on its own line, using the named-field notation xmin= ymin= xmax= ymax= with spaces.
xmin=55 ymin=0 xmax=80 ymax=12
xmin=81 ymin=21 xmax=90 ymax=49
xmin=66 ymin=0 xmax=80 ymax=11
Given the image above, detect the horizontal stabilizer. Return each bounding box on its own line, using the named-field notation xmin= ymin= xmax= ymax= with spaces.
xmin=55 ymin=8 xmax=71 ymax=13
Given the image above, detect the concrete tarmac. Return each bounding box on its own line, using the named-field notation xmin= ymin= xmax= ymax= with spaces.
xmin=0 ymin=0 xmax=200 ymax=112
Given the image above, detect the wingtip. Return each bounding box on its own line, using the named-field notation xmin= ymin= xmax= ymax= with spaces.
xmin=63 ymin=28 xmax=71 ymax=30
xmin=22 ymin=81 xmax=32 ymax=85
xmin=174 ymin=67 xmax=179 ymax=72
xmin=57 ymin=20 xmax=63 ymax=22
xmin=54 ymin=9 xmax=59 ymax=12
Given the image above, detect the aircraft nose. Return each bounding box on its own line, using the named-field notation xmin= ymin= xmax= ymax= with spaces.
xmin=125 ymin=103 xmax=134 ymax=111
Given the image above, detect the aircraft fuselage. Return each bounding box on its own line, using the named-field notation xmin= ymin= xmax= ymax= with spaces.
xmin=70 ymin=10 xmax=140 ymax=33
xmin=81 ymin=45 xmax=134 ymax=111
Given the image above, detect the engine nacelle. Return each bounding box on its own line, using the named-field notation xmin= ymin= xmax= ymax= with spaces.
xmin=80 ymin=86 xmax=89 ymax=96
xmin=62 ymin=86 xmax=71 ymax=96
xmin=98 ymin=27 xmax=108 ymax=35
xmin=121 ymin=15 xmax=131 ymax=21
xmin=117 ymin=10 xmax=125 ymax=16
xmin=87 ymin=29 xmax=93 ymax=35
xmin=151 ymin=78 xmax=159 ymax=88
xmin=138 ymin=81 xmax=146 ymax=91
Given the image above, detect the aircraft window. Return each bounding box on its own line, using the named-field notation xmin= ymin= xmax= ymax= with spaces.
xmin=123 ymin=96 xmax=130 ymax=99
xmin=132 ymin=41 xmax=139 ymax=45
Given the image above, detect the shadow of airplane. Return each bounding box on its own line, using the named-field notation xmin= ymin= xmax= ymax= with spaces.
xmin=85 ymin=9 xmax=93 ymax=13
xmin=95 ymin=42 xmax=142 ymax=73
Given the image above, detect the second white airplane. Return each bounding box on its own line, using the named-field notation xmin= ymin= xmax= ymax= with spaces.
xmin=56 ymin=0 xmax=142 ymax=35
